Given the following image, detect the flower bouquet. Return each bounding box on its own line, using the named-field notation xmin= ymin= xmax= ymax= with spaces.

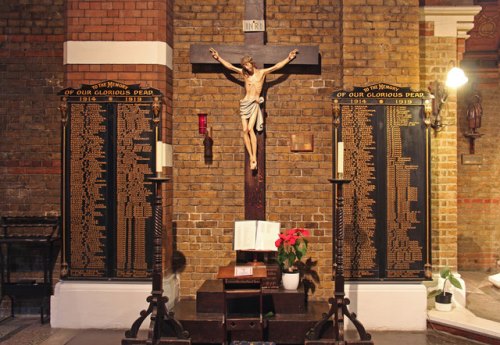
xmin=275 ymin=228 xmax=310 ymax=273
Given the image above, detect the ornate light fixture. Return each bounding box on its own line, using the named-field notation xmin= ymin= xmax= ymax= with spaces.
xmin=464 ymin=85 xmax=483 ymax=154
xmin=427 ymin=62 xmax=468 ymax=132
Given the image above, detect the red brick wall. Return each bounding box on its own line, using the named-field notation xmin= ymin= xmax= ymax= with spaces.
xmin=173 ymin=0 xmax=341 ymax=299
xmin=458 ymin=86 xmax=500 ymax=270
xmin=457 ymin=1 xmax=500 ymax=271
xmin=0 ymin=1 xmax=65 ymax=216
xmin=66 ymin=1 xmax=167 ymax=41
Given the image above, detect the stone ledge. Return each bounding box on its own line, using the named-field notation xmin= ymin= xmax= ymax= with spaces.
xmin=50 ymin=274 xmax=179 ymax=329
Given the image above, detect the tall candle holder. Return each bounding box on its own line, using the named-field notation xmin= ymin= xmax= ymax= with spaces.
xmin=305 ymin=178 xmax=373 ymax=345
xmin=122 ymin=174 xmax=190 ymax=345
xmin=59 ymin=98 xmax=69 ymax=278
xmin=123 ymin=97 xmax=190 ymax=344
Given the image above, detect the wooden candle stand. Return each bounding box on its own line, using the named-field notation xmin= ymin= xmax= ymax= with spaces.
xmin=305 ymin=179 xmax=373 ymax=345
xmin=122 ymin=177 xmax=191 ymax=345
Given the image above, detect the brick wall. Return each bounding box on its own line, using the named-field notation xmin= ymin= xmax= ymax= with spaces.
xmin=342 ymin=0 xmax=420 ymax=89
xmin=3 ymin=0 xmax=493 ymax=302
xmin=457 ymin=87 xmax=500 ymax=272
xmin=419 ymin=29 xmax=460 ymax=270
xmin=0 ymin=1 xmax=65 ymax=216
xmin=457 ymin=0 xmax=500 ymax=272
xmin=66 ymin=1 xmax=167 ymax=41
xmin=173 ymin=0 xmax=424 ymax=299
xmin=0 ymin=0 xmax=64 ymax=315
xmin=173 ymin=0 xmax=341 ymax=299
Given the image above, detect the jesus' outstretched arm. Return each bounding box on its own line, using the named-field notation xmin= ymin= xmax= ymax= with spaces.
xmin=209 ymin=48 xmax=242 ymax=74
xmin=262 ymin=49 xmax=298 ymax=75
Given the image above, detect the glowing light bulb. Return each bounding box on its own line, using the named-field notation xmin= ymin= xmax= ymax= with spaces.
xmin=445 ymin=67 xmax=468 ymax=88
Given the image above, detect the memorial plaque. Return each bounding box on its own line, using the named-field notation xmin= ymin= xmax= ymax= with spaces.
xmin=332 ymin=83 xmax=431 ymax=281
xmin=68 ymin=102 xmax=108 ymax=277
xmin=59 ymin=81 xmax=163 ymax=279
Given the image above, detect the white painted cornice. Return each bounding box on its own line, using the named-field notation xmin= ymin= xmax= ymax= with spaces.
xmin=64 ymin=41 xmax=173 ymax=69
xmin=420 ymin=6 xmax=482 ymax=38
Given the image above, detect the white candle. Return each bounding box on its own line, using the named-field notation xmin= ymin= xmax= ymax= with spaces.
xmin=156 ymin=141 xmax=163 ymax=173
xmin=337 ymin=141 xmax=344 ymax=176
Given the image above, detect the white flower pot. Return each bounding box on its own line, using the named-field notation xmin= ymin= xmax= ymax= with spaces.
xmin=435 ymin=301 xmax=452 ymax=312
xmin=282 ymin=272 xmax=300 ymax=290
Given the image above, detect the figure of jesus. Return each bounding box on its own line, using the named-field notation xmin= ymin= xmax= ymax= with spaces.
xmin=210 ymin=48 xmax=298 ymax=170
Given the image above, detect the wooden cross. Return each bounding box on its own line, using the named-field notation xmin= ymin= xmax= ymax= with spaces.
xmin=190 ymin=0 xmax=319 ymax=221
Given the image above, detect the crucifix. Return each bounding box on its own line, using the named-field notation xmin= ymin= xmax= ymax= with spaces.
xmin=190 ymin=0 xmax=319 ymax=221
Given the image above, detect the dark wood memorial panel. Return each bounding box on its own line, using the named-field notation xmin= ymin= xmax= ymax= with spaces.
xmin=333 ymin=83 xmax=431 ymax=281
xmin=59 ymin=81 xmax=162 ymax=279
xmin=68 ymin=102 xmax=109 ymax=277
xmin=115 ymin=103 xmax=155 ymax=278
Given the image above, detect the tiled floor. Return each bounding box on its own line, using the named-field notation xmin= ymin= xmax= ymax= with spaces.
xmin=0 ymin=320 xmax=493 ymax=345
xmin=0 ymin=271 xmax=498 ymax=345
xmin=460 ymin=271 xmax=500 ymax=323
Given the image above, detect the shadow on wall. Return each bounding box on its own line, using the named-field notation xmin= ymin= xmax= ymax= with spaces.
xmin=171 ymin=222 xmax=187 ymax=273
xmin=296 ymin=257 xmax=320 ymax=296
xmin=458 ymin=234 xmax=494 ymax=271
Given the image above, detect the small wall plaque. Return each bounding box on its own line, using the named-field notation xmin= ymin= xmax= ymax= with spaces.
xmin=243 ymin=20 xmax=265 ymax=32
xmin=291 ymin=134 xmax=314 ymax=152
xmin=461 ymin=154 xmax=483 ymax=165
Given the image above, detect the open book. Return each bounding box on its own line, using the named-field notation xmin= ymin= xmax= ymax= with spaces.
xmin=233 ymin=220 xmax=281 ymax=251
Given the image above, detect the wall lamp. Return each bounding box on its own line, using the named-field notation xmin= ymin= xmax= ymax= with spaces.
xmin=464 ymin=85 xmax=483 ymax=154
xmin=426 ymin=63 xmax=468 ymax=132
xmin=198 ymin=113 xmax=208 ymax=135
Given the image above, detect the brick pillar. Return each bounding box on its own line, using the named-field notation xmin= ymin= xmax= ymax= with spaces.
xmin=64 ymin=0 xmax=174 ymax=273
xmin=419 ymin=5 xmax=480 ymax=271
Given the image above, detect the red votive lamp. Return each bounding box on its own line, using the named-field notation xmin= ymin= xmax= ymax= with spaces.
xmin=198 ymin=113 xmax=207 ymax=134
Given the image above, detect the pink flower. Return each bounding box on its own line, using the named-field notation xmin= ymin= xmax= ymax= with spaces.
xmin=276 ymin=227 xmax=310 ymax=272
xmin=275 ymin=238 xmax=283 ymax=248
xmin=298 ymin=229 xmax=310 ymax=237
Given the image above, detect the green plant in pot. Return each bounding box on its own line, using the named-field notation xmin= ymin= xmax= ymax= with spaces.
xmin=275 ymin=228 xmax=309 ymax=290
xmin=428 ymin=267 xmax=463 ymax=312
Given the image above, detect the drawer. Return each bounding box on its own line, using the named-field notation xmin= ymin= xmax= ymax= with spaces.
xmin=226 ymin=317 xmax=262 ymax=331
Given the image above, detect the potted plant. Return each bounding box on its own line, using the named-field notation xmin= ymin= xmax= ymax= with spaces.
xmin=275 ymin=228 xmax=309 ymax=290
xmin=428 ymin=267 xmax=463 ymax=312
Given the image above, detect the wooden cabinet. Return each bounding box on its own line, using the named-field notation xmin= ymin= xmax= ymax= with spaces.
xmin=217 ymin=265 xmax=267 ymax=343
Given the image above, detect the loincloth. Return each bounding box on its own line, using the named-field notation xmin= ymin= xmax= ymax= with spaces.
xmin=240 ymin=97 xmax=264 ymax=132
